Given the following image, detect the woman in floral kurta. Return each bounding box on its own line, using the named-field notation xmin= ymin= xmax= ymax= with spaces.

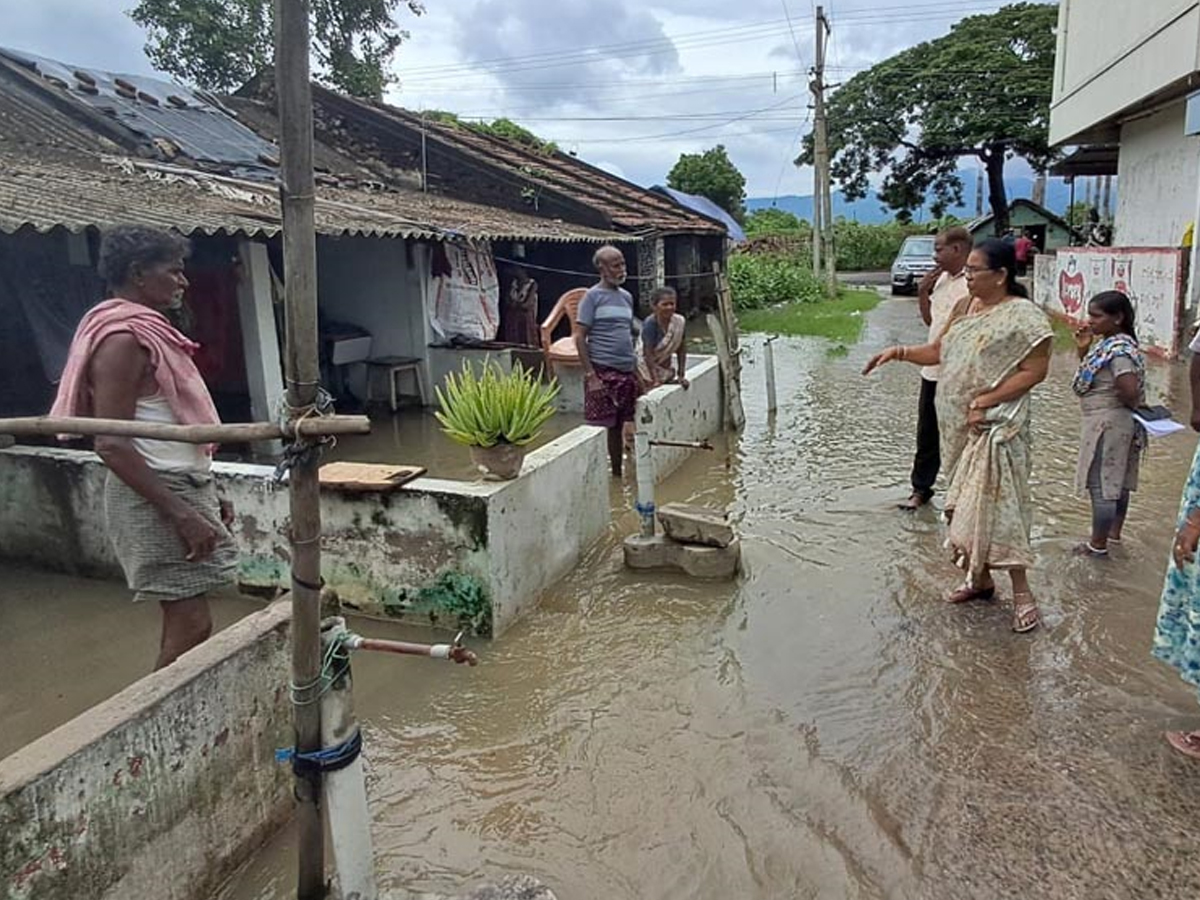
xmin=864 ymin=239 xmax=1053 ymax=633
xmin=1154 ymin=441 xmax=1200 ymax=757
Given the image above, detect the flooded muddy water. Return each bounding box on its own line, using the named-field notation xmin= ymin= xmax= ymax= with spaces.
xmin=8 ymin=295 xmax=1200 ymax=899
xmin=219 ymin=297 xmax=1200 ymax=900
xmin=0 ymin=570 xmax=261 ymax=760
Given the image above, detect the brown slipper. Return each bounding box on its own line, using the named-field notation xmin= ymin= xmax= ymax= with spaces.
xmin=1165 ymin=731 xmax=1200 ymax=759
xmin=1012 ymin=593 xmax=1041 ymax=633
xmin=898 ymin=493 xmax=928 ymax=511
xmin=947 ymin=583 xmax=996 ymax=604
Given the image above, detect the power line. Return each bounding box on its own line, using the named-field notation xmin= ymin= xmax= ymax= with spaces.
xmin=398 ymin=2 xmax=1013 ymax=84
xmin=450 ymin=107 xmax=808 ymax=123
xmin=405 ymin=81 xmax=806 ymax=114
xmin=548 ymin=97 xmax=803 ymax=145
xmin=400 ymin=19 xmax=800 ymax=79
xmin=398 ymin=73 xmax=804 ymax=96
xmin=780 ymin=0 xmax=807 ymax=68
xmin=772 ymin=113 xmax=812 ymax=203
xmin=565 ymin=124 xmax=805 ymax=145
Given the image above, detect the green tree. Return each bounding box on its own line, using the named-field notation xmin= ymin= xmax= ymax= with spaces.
xmin=799 ymin=3 xmax=1058 ymax=235
xmin=668 ymin=145 xmax=747 ymax=223
xmin=744 ymin=207 xmax=807 ymax=237
xmin=128 ymin=0 xmax=424 ymax=98
xmin=1065 ymin=200 xmax=1092 ymax=229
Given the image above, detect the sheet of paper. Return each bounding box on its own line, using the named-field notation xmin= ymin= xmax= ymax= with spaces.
xmin=1133 ymin=413 xmax=1186 ymax=438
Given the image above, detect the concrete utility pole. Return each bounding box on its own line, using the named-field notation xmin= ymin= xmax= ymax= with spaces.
xmin=1033 ymin=172 xmax=1047 ymax=207
xmin=811 ymin=5 xmax=836 ymax=291
xmin=1102 ymin=174 xmax=1113 ymax=221
xmin=275 ymin=0 xmax=327 ymax=897
xmin=975 ymin=166 xmax=984 ymax=217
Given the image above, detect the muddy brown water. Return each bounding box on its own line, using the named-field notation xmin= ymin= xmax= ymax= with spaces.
xmin=218 ymin=298 xmax=1200 ymax=900
xmin=6 ymin=296 xmax=1200 ymax=899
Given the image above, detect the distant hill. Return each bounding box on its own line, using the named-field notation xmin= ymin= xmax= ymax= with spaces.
xmin=748 ymin=175 xmax=1094 ymax=225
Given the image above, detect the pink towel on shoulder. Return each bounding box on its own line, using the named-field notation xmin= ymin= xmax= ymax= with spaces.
xmin=51 ymin=299 xmax=221 ymax=440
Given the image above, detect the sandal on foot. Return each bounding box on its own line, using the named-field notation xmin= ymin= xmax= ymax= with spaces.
xmin=947 ymin=582 xmax=996 ymax=604
xmin=1165 ymin=730 xmax=1200 ymax=759
xmin=1072 ymin=541 xmax=1109 ymax=558
xmin=1012 ymin=593 xmax=1041 ymax=633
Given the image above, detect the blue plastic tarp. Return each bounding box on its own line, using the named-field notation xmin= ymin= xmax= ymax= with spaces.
xmin=651 ymin=185 xmax=745 ymax=243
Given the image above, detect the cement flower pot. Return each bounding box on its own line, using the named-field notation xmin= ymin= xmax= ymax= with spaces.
xmin=470 ymin=443 xmax=526 ymax=480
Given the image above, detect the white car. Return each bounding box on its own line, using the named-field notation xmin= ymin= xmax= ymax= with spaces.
xmin=890 ymin=236 xmax=937 ymax=295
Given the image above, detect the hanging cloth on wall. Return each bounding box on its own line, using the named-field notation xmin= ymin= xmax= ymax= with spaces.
xmin=429 ymin=241 xmax=500 ymax=342
xmin=0 ymin=235 xmax=103 ymax=383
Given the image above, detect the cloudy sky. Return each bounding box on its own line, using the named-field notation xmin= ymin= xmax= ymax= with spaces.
xmin=5 ymin=0 xmax=1036 ymax=197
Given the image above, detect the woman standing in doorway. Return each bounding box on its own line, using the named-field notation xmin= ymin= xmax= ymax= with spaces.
xmin=501 ymin=266 xmax=539 ymax=347
xmin=1071 ymin=291 xmax=1145 ymax=557
xmin=863 ymin=239 xmax=1053 ymax=633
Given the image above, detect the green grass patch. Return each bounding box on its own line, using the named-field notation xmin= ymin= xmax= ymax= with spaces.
xmin=1050 ymin=316 xmax=1078 ymax=351
xmin=737 ymin=289 xmax=882 ymax=343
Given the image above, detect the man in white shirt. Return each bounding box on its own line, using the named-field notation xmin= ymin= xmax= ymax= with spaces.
xmin=900 ymin=227 xmax=973 ymax=510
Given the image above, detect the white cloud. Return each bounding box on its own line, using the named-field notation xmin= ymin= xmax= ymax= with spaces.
xmin=2 ymin=0 xmax=156 ymax=77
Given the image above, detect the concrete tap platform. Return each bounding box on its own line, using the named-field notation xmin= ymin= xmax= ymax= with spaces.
xmin=657 ymin=502 xmax=735 ymax=548
xmin=622 ymin=534 xmax=741 ymax=579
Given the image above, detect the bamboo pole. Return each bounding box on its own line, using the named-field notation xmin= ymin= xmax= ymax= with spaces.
xmin=0 ymin=415 xmax=370 ymax=443
xmin=276 ymin=0 xmax=326 ymax=896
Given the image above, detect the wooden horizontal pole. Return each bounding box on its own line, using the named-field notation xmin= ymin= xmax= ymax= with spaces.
xmin=0 ymin=415 xmax=371 ymax=444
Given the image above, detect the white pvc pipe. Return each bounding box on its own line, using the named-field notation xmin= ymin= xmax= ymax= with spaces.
xmin=320 ymin=631 xmax=377 ymax=900
xmin=634 ymin=430 xmax=655 ymax=537
xmin=763 ymin=339 xmax=778 ymax=414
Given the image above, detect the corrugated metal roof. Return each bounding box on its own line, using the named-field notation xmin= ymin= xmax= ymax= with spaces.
xmin=0 ymin=53 xmax=131 ymax=156
xmin=0 ymin=150 xmax=635 ymax=244
xmin=0 ymin=47 xmax=277 ymax=177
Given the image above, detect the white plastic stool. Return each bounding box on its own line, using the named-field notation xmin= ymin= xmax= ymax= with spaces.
xmin=364 ymin=356 xmax=427 ymax=411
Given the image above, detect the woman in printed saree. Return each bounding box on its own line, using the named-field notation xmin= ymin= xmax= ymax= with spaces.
xmin=1156 ymin=447 xmax=1200 ymax=758
xmin=863 ymin=239 xmax=1053 ymax=633
xmin=638 ymin=286 xmax=689 ymax=389
xmin=1070 ymin=291 xmax=1145 ymax=558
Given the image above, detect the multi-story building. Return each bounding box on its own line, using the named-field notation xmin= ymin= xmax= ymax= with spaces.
xmin=1050 ymin=0 xmax=1200 ymax=261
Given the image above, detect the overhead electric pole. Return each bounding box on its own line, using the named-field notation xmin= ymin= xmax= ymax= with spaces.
xmin=812 ymin=6 xmax=836 ymax=292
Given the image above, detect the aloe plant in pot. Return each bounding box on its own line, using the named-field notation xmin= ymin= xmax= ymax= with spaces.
xmin=435 ymin=360 xmax=560 ymax=480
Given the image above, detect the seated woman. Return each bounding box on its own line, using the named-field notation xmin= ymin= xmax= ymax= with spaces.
xmin=1070 ymin=290 xmax=1145 ymax=557
xmin=638 ymin=286 xmax=689 ymax=389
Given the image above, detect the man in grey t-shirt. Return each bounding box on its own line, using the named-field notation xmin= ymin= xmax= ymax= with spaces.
xmin=574 ymin=245 xmax=640 ymax=476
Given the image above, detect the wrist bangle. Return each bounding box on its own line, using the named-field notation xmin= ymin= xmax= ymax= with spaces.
xmin=898 ymin=346 xmax=906 ymax=361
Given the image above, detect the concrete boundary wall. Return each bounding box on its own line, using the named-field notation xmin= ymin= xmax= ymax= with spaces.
xmin=0 ymin=603 xmax=293 ymax=900
xmin=635 ymin=355 xmax=723 ymax=481
xmin=0 ymin=425 xmax=609 ymax=636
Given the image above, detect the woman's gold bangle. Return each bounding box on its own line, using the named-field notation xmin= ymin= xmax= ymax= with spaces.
xmin=898 ymin=346 xmax=907 ymax=361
